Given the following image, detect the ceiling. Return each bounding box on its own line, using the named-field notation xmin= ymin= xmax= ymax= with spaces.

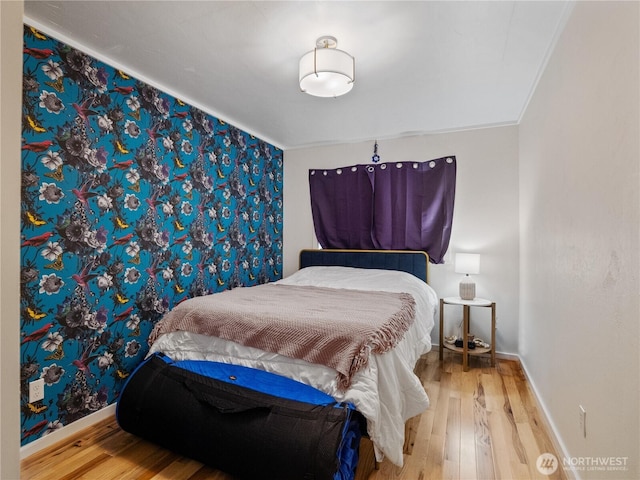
xmin=24 ymin=1 xmax=573 ymax=150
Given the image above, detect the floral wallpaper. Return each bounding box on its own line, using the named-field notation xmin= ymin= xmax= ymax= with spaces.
xmin=20 ymin=25 xmax=283 ymax=446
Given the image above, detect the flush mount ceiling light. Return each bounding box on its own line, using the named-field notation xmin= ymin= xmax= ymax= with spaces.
xmin=299 ymin=36 xmax=355 ymax=98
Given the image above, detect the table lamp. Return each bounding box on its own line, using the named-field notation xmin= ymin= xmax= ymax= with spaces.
xmin=455 ymin=253 xmax=480 ymax=300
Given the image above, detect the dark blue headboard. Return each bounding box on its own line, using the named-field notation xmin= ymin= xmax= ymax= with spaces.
xmin=298 ymin=249 xmax=429 ymax=283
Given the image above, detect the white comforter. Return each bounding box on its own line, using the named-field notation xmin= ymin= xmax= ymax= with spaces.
xmin=148 ymin=266 xmax=437 ymax=466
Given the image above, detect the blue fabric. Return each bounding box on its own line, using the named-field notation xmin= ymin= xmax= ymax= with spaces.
xmin=335 ymin=416 xmax=361 ymax=480
xmin=154 ymin=354 xmax=347 ymax=407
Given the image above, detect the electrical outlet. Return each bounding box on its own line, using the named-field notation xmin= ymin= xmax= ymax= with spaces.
xmin=579 ymin=405 xmax=586 ymax=438
xmin=29 ymin=378 xmax=45 ymax=403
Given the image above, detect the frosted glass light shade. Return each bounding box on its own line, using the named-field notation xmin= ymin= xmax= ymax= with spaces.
xmin=299 ymin=47 xmax=355 ymax=98
xmin=455 ymin=253 xmax=480 ymax=275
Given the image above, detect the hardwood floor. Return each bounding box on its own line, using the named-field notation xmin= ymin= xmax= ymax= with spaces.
xmin=21 ymin=351 xmax=567 ymax=480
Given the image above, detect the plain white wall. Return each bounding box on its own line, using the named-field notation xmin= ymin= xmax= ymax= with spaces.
xmin=1 ymin=1 xmax=24 ymax=478
xmin=519 ymin=2 xmax=639 ymax=478
xmin=284 ymin=126 xmax=520 ymax=354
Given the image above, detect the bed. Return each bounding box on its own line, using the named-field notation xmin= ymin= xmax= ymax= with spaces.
xmin=116 ymin=249 xmax=437 ymax=479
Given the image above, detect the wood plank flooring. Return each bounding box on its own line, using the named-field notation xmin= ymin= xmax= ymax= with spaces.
xmin=21 ymin=351 xmax=568 ymax=480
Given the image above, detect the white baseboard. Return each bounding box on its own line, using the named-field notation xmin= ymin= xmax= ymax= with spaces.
xmin=20 ymin=403 xmax=116 ymax=460
xmin=517 ymin=358 xmax=577 ymax=480
xmin=495 ymin=350 xmax=519 ymax=361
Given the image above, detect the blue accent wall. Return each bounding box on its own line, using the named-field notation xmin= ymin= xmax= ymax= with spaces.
xmin=20 ymin=25 xmax=283 ymax=445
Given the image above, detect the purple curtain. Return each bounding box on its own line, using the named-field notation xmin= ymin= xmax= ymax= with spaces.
xmin=309 ymin=156 xmax=456 ymax=264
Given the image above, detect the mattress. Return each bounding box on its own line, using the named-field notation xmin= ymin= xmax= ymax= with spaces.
xmin=148 ymin=265 xmax=437 ymax=466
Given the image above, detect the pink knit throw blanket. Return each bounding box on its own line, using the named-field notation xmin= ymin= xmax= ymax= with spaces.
xmin=149 ymin=283 xmax=416 ymax=389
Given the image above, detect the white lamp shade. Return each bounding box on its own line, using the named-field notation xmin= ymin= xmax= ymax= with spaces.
xmin=299 ymin=47 xmax=355 ymax=98
xmin=455 ymin=253 xmax=480 ymax=275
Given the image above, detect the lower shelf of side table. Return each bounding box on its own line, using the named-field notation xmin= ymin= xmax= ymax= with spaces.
xmin=442 ymin=342 xmax=492 ymax=356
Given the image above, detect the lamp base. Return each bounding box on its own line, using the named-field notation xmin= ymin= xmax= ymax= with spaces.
xmin=459 ymin=277 xmax=476 ymax=300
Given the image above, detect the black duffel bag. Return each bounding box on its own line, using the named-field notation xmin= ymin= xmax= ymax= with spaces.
xmin=116 ymin=353 xmax=363 ymax=480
